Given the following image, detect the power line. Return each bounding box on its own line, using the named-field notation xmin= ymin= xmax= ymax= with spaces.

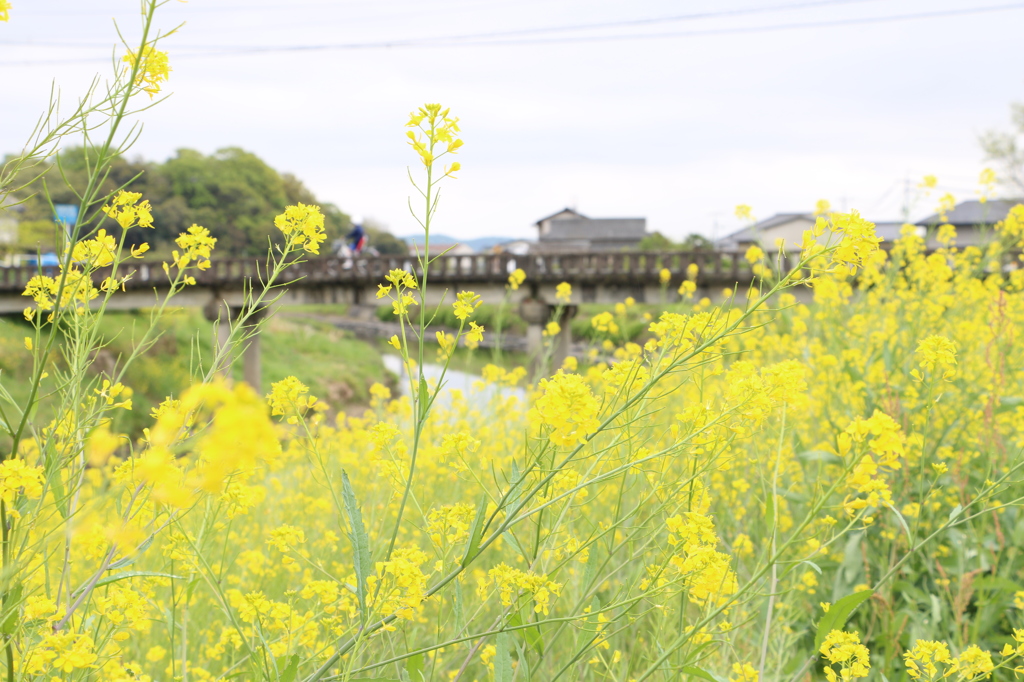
xmin=0 ymin=0 xmax=878 ymax=49
xmin=2 ymin=1 xmax=1022 ymax=65
xmin=442 ymin=2 xmax=1024 ymax=47
xmin=269 ymin=0 xmax=883 ymax=45
xmin=12 ymin=0 xmax=512 ymax=16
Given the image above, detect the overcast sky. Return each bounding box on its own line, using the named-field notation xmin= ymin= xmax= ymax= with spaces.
xmin=3 ymin=0 xmax=1023 ymax=242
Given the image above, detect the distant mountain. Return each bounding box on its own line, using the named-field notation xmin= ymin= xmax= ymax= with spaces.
xmin=401 ymin=234 xmax=530 ymax=252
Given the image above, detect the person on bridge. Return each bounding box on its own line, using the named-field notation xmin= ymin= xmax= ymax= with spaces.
xmin=346 ymin=217 xmax=367 ymax=255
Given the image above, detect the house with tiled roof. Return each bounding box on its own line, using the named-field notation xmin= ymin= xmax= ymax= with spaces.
xmin=714 ymin=214 xmax=912 ymax=252
xmin=533 ymin=208 xmax=647 ymax=253
xmin=915 ymin=199 xmax=1022 ymax=247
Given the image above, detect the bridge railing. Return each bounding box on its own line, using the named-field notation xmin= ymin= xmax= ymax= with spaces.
xmin=273 ymin=250 xmax=762 ymax=284
xmin=2 ymin=248 xmax=1016 ymax=294
xmin=0 ymin=250 xmax=760 ymax=292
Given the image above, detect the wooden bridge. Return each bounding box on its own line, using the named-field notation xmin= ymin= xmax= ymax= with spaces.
xmin=0 ymin=249 xmax=778 ymax=387
xmin=0 ymin=249 xmax=762 ymax=312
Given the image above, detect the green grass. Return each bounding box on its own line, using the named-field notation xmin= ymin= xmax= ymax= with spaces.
xmin=259 ymin=315 xmax=390 ymax=409
xmin=375 ymin=302 xmax=528 ymax=335
xmin=0 ymin=308 xmax=392 ymax=438
xmin=277 ymin=303 xmax=351 ymax=316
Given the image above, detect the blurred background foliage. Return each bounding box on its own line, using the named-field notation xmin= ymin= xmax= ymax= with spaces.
xmin=2 ymin=146 xmax=409 ymax=257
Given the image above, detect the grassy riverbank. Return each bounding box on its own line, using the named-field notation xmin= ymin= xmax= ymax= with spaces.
xmin=0 ymin=308 xmax=391 ymax=436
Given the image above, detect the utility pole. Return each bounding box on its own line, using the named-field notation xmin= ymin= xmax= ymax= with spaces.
xmin=901 ymin=173 xmax=911 ymax=222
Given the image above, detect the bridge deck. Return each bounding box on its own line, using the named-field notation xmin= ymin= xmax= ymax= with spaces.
xmin=0 ymin=250 xmax=763 ymax=293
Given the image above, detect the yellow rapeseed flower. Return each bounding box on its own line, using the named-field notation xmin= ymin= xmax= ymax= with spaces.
xmin=555 ymin=281 xmax=572 ymax=304
xmin=915 ymin=335 xmax=957 ymax=380
xmin=0 ymin=458 xmax=44 ymax=504
xmin=904 ymin=640 xmax=953 ymax=680
xmin=172 ymin=224 xmax=217 ymax=270
xmin=530 ymin=371 xmax=601 ymax=447
xmin=70 ymin=229 xmax=117 ymax=268
xmin=820 ymin=630 xmax=871 ymax=682
xmin=465 ymin=321 xmax=484 ymax=348
xmin=406 ymin=103 xmax=462 ymax=169
xmin=274 ymin=203 xmax=326 ymax=254
xmin=123 ymin=45 xmax=171 ymax=98
xmin=453 ymin=291 xmax=481 ymax=321
xmin=729 ymin=662 xmax=759 ymax=682
xmin=267 ymin=376 xmax=318 ymax=424
xmin=508 ymin=268 xmax=526 ymax=290
xmin=102 ymin=190 xmax=154 ymax=229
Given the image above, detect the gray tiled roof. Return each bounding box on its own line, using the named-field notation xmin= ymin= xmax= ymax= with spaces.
xmin=717 ymin=213 xmax=814 ymax=245
xmin=535 ymin=207 xmax=585 ymax=225
xmin=917 ymin=199 xmax=1023 ymax=226
xmin=873 ymin=222 xmax=908 ymax=242
xmin=540 ymin=217 xmax=646 ymax=241
xmin=718 ymin=214 xmax=914 ymax=248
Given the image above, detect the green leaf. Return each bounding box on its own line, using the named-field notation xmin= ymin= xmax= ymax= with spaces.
xmin=507 ymin=460 xmax=524 ymax=511
xmin=973 ymin=576 xmax=1023 ymax=593
xmin=509 ymin=609 xmax=543 ymax=655
xmin=930 ymin=594 xmax=942 ymax=624
xmin=764 ymin=492 xmax=776 ymax=532
xmin=461 ymin=494 xmax=488 ymax=568
xmin=814 ymin=589 xmax=873 ymax=651
xmin=798 ymin=560 xmax=822 ymax=575
xmin=406 ymin=652 xmax=425 ymax=682
xmin=347 ymin=679 xmax=400 ymax=682
xmin=91 ymin=571 xmax=185 ymax=591
xmin=839 ymin=531 xmax=865 ymax=584
xmin=948 ymin=504 xmax=963 ymax=523
xmin=996 ymin=396 xmax=1024 ymax=413
xmin=796 ymin=449 xmax=842 ymax=464
xmin=885 ymin=503 xmax=912 ymax=543
xmin=109 ymin=531 xmax=161 ymax=571
xmin=454 ymin=579 xmax=466 ymax=636
xmin=50 ymin=468 xmax=69 ymax=520
xmin=279 ymin=655 xmax=300 ymax=682
xmin=515 ymin=640 xmax=531 ymax=682
xmin=185 ymin=575 xmax=200 ymax=602
xmin=494 ymin=632 xmax=514 ymax=682
xmin=1 ymin=583 xmax=23 ymax=635
xmin=417 ymin=377 xmax=430 ymax=420
xmin=682 ymin=666 xmax=723 ymax=682
xmin=342 ymin=470 xmax=372 ymax=622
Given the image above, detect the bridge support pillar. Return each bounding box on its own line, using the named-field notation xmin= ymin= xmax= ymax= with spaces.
xmin=519 ymin=298 xmax=577 ymax=376
xmin=243 ymin=326 xmax=262 ymax=391
xmin=203 ymin=299 xmax=268 ymax=391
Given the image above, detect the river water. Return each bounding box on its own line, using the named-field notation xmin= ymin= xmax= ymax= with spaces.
xmin=382 ymin=354 xmax=527 ymax=405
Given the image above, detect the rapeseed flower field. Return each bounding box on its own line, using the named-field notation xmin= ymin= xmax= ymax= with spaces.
xmin=4 ymin=3 xmax=1024 ymax=682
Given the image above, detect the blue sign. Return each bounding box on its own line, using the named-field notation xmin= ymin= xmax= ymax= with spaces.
xmin=23 ymin=252 xmax=61 ymax=267
xmin=54 ymin=204 xmax=79 ymax=227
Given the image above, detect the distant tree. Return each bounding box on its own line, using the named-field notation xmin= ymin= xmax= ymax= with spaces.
xmin=161 ymin=147 xmax=312 ymax=254
xmin=680 ymin=233 xmax=713 ymax=250
xmin=7 ymin=148 xmax=154 ymax=251
xmin=2 ymin=146 xmax=410 ymax=258
xmin=364 ymin=218 xmax=409 ymax=256
xmin=636 ymin=232 xmax=713 ymax=251
xmin=979 ymin=102 xmax=1024 ymax=195
xmin=636 ymin=231 xmax=676 ymax=250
